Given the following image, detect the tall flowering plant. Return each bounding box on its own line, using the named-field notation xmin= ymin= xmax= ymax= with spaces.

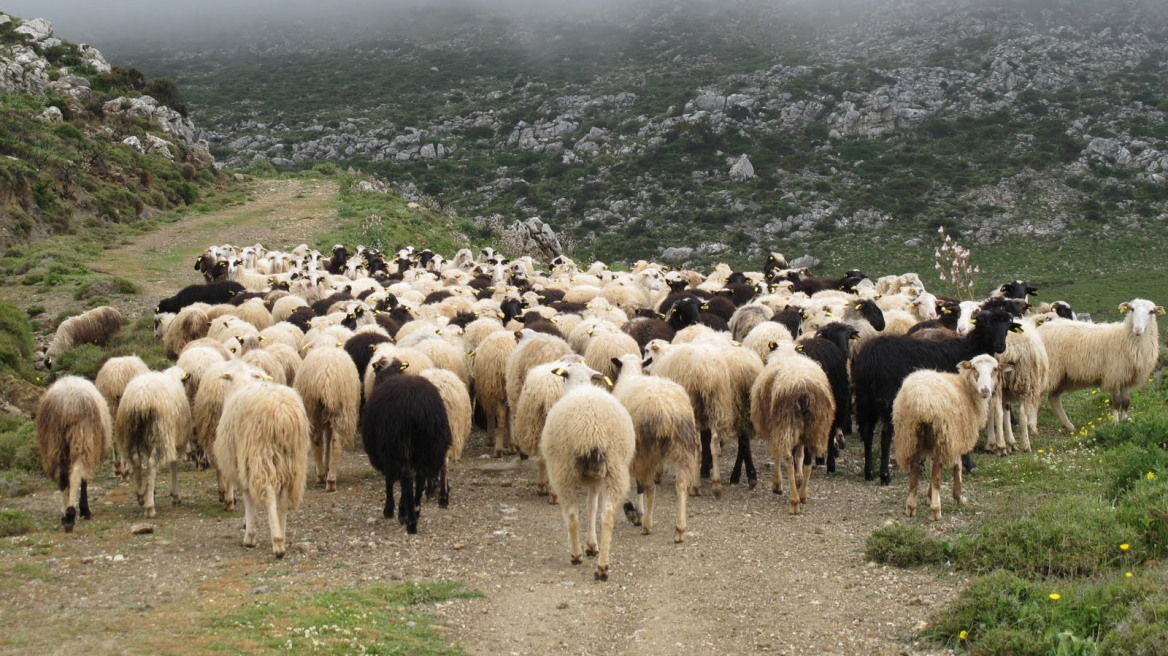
xmin=934 ymin=226 xmax=979 ymax=300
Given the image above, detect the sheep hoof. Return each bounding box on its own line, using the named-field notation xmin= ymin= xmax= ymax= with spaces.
xmin=171 ymin=495 xmax=181 ymax=506
xmin=711 ymin=482 xmax=723 ymax=499
xmin=80 ymin=508 xmax=92 ymax=521
xmin=585 ymin=545 xmax=599 ymax=557
xmin=689 ymin=486 xmax=701 ymax=497
xmin=930 ymin=509 xmax=942 ymax=521
xmin=223 ymin=501 xmax=235 ymax=512
xmin=879 ymin=473 xmax=892 ymax=486
xmin=594 ymin=567 xmax=608 ymax=582
xmin=748 ymin=477 xmax=758 ymax=490
xmin=771 ymin=484 xmax=782 ymax=495
xmin=905 ymin=506 xmax=916 ymax=518
xmin=674 ymin=529 xmax=684 ymax=543
xmin=144 ymin=508 xmax=156 ymax=519
xmin=956 ymin=495 xmax=968 ymax=505
xmin=787 ymin=504 xmax=801 ymax=515
xmin=62 ymin=507 xmax=77 ymax=533
xmin=243 ymin=538 xmax=256 ymax=549
xmin=622 ymin=502 xmax=640 ymax=526
xmin=325 ymin=481 xmax=336 ymax=493
xmin=570 ymin=556 xmax=582 ymax=565
xmin=641 ymin=526 xmax=651 ymax=536
xmin=274 ymin=549 xmax=285 ymax=559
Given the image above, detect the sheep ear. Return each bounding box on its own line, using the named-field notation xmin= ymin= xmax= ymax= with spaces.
xmin=958 ymin=361 xmax=973 ymax=370
xmin=513 ymin=331 xmax=523 ymax=341
xmin=850 ymin=332 xmax=861 ymax=340
xmin=1157 ymin=306 xmax=1166 ymax=316
xmin=855 ymin=303 xmax=863 ymax=310
xmin=795 ymin=344 xmax=804 ymax=352
xmin=611 ymin=357 xmax=623 ymax=371
xmin=998 ymin=364 xmax=1014 ymax=375
xmin=399 ymin=361 xmax=409 ymax=371
xmin=650 ymin=343 xmax=662 ymax=353
xmin=1011 ymin=323 xmax=1024 ymax=333
xmin=220 ymin=372 xmax=234 ymax=380
xmin=1000 ymin=284 xmax=1010 ymax=292
xmin=552 ymin=368 xmax=567 ymax=377
xmin=1119 ymin=302 xmax=1131 ymax=314
xmin=941 ymin=306 xmax=951 ymax=314
xmin=182 ymin=372 xmax=191 ymax=382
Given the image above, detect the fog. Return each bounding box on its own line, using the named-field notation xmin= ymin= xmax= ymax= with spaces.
xmin=3 ymin=0 xmax=875 ymax=43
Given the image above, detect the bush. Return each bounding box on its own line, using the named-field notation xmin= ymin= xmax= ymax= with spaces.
xmin=0 ymin=300 xmax=38 ymax=382
xmin=0 ymin=421 xmax=39 ymax=473
xmin=864 ymin=523 xmax=951 ymax=567
xmin=0 ymin=509 xmax=34 ymax=538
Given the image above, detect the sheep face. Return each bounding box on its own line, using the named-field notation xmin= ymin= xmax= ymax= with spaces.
xmin=954 ymin=301 xmax=981 ymax=336
xmin=961 ymin=354 xmax=1007 ymax=400
xmin=1120 ymin=299 xmax=1165 ymax=337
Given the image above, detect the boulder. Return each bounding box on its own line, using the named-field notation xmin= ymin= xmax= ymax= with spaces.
xmin=13 ymin=17 xmax=53 ymax=42
xmin=511 ymin=217 xmax=562 ymax=260
xmin=729 ymin=154 xmax=755 ymax=182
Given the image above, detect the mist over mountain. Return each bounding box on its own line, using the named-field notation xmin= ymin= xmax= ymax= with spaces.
xmin=13 ymin=0 xmax=1168 ymax=267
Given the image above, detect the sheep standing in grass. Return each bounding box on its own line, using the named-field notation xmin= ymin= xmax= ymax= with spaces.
xmin=95 ymin=355 xmax=150 ymax=480
xmin=893 ymin=355 xmax=1007 ymax=520
xmin=214 ymin=373 xmax=310 ymax=558
xmin=114 ymin=367 xmax=193 ymax=518
xmin=361 ymin=360 xmax=452 ymax=534
xmin=750 ymin=342 xmax=835 ymax=515
xmin=1037 ymin=299 xmax=1164 ymax=432
xmin=540 ymin=363 xmax=636 ymax=580
xmin=611 ymin=354 xmax=699 ymax=542
xmin=294 ymin=343 xmax=360 ymax=492
xmin=36 ymin=376 xmax=111 ymax=532
xmin=44 ymin=306 xmax=123 ymax=369
xmin=986 ymin=316 xmax=1049 ymax=453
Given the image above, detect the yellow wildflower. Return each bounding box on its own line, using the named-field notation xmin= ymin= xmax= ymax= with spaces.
xmin=1126 ymin=572 xmax=1133 ymax=578
xmin=1121 ymin=543 xmax=1130 ymax=551
xmin=1049 ymin=593 xmax=1061 ymax=601
xmin=1148 ymin=472 xmax=1157 ymax=480
xmin=959 ymin=630 xmax=968 ymax=640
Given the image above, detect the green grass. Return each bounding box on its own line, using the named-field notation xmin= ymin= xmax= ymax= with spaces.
xmin=866 ymin=383 xmax=1168 ymax=655
xmin=0 ymin=300 xmax=38 ymax=383
xmin=200 ymin=582 xmax=480 ymax=655
xmin=0 ymin=509 xmax=33 ymax=537
xmin=48 ymin=312 xmax=168 ymax=380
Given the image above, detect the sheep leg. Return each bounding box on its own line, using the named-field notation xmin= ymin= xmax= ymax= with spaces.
xmin=266 ymin=486 xmax=285 ymax=558
xmin=399 ymin=469 xmax=418 ymax=533
xmin=324 ymin=429 xmax=337 ymax=493
xmin=438 ymin=460 xmax=451 ymax=509
xmin=826 ymin=429 xmax=839 ymax=474
xmin=79 ymin=480 xmax=91 ymax=520
xmin=241 ymin=491 xmax=257 ymax=548
xmin=785 ymin=454 xmax=801 ymax=515
xmin=859 ymin=413 xmax=877 ymax=482
xmin=1019 ymin=397 xmax=1038 ymax=452
xmin=1002 ymin=404 xmax=1017 ymax=453
xmin=797 ymin=446 xmax=812 ymax=503
xmin=144 ymin=459 xmax=158 ymax=519
xmin=584 ymin=488 xmax=600 ymax=556
xmin=383 ymin=476 xmax=395 ymax=519
xmin=538 ymin=457 xmax=556 ymax=503
xmin=623 ymin=482 xmax=644 ymax=526
xmin=699 ymin=429 xmax=712 ymax=480
xmin=879 ymin=416 xmax=894 ymax=486
xmin=642 ymin=481 xmax=656 ymax=536
xmin=770 ymin=439 xmax=785 ymax=496
xmin=952 ymin=463 xmax=966 ymax=505
xmin=905 ymin=454 xmax=920 ymax=518
xmin=489 ymin=405 xmax=504 ymax=458
xmin=674 ymin=472 xmax=689 ymax=543
xmin=1115 ymin=387 xmax=1131 ymax=422
xmin=929 ymin=457 xmax=943 ymax=521
xmin=985 ymin=397 xmax=1001 ymax=452
xmin=62 ymin=464 xmax=84 ymax=532
xmin=561 ymin=494 xmax=583 ymax=565
xmin=595 ymin=489 xmax=615 ymax=582
xmin=312 ymin=429 xmax=326 ymax=485
xmin=738 ymin=429 xmax=757 ymax=488
xmin=709 ymin=432 xmax=724 ymax=499
xmin=1049 ymin=391 xmax=1076 ymax=432
xmin=170 ymin=461 xmax=181 ymax=505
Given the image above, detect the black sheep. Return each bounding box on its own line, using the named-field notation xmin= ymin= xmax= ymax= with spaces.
xmin=623 ymin=317 xmax=674 ymax=349
xmin=997 ymin=280 xmax=1038 ymax=300
xmin=286 ymin=306 xmax=316 ymax=333
xmin=499 ymin=298 xmax=523 ymax=324
xmin=156 ymin=281 xmax=246 ymax=314
xmin=423 ymin=290 xmax=453 ymax=305
xmin=770 ymin=307 xmax=804 ymax=338
xmin=762 ymin=252 xmax=789 ymax=280
xmin=326 ymin=245 xmax=349 ymax=275
xmin=721 ymin=283 xmax=757 ymax=307
xmin=853 ymin=307 xmax=1020 ymax=485
xmin=700 ymin=295 xmax=737 ymax=322
xmin=344 ymin=332 xmax=392 ymax=381
xmin=361 ymin=362 xmax=452 ymax=534
xmin=311 ymin=291 xmax=353 ymax=315
xmin=798 ymin=323 xmax=859 ymax=472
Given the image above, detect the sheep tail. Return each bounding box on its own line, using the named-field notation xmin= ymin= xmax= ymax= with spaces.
xmin=577 ymin=448 xmax=606 ymax=479
xmin=917 ymin=423 xmax=935 ymax=451
xmin=58 ymin=452 xmax=69 ymax=491
xmin=797 ymin=393 xmax=811 ymax=416
xmin=126 ymin=407 xmax=155 ymax=456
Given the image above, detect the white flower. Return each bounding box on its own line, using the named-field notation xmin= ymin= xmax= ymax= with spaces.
xmin=939 ymin=273 xmax=947 ymax=281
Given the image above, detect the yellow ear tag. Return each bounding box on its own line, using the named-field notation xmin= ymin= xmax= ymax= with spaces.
xmin=796 ymin=344 xmax=804 ymax=352
xmin=603 ymin=376 xmax=613 ymax=387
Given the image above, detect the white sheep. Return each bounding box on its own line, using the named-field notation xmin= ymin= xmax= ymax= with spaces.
xmin=214 ymin=373 xmax=310 ymax=558
xmin=749 ymin=342 xmax=835 ymax=515
xmin=44 ymin=306 xmax=123 ymax=368
xmin=985 ymin=317 xmax=1049 ymax=453
xmin=1037 ymin=299 xmax=1164 ymax=432
xmin=114 ymin=367 xmax=193 ymax=518
xmin=293 ymin=343 xmax=360 ymax=492
xmin=892 ymin=354 xmax=1007 ymax=520
xmin=540 ymin=363 xmax=636 ymax=581
xmin=471 ymin=330 xmax=519 ymax=458
xmin=36 ymin=376 xmax=111 ymax=531
xmin=95 ymin=355 xmax=150 ymax=480
xmin=512 ymin=354 xmax=588 ymax=498
xmin=611 ymin=354 xmax=699 ymax=542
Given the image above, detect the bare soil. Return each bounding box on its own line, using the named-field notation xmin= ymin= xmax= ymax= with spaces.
xmin=0 ymin=179 xmax=964 ymax=655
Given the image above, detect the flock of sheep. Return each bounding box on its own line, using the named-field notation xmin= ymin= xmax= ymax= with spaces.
xmin=33 ymin=243 xmax=1164 ymax=580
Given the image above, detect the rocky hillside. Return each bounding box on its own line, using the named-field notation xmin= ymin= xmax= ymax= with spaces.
xmin=106 ymin=0 xmax=1167 ymax=267
xmin=0 ymin=13 xmax=221 ymax=248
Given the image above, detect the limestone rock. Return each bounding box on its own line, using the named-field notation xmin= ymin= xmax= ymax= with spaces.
xmin=13 ymin=18 xmax=53 ymax=42
xmin=511 ymin=217 xmax=562 ymax=260
xmin=729 ymin=154 xmax=755 ymax=182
